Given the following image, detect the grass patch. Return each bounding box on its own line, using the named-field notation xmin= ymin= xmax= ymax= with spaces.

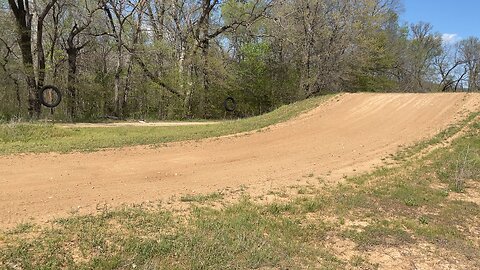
xmin=393 ymin=111 xmax=479 ymax=161
xmin=0 ymin=201 xmax=337 ymax=269
xmin=342 ymin=221 xmax=413 ymax=249
xmin=0 ymin=95 xmax=332 ymax=155
xmin=180 ymin=192 xmax=224 ymax=203
xmin=333 ymin=116 xmax=480 ymax=259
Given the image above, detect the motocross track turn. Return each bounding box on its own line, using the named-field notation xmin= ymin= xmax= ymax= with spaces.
xmin=1 ymin=93 xmax=479 ymax=227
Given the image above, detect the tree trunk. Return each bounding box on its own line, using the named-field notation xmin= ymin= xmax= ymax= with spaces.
xmin=8 ymin=0 xmax=58 ymax=118
xmin=14 ymin=80 xmax=21 ymax=112
xmin=114 ymin=38 xmax=123 ymax=117
xmin=197 ymin=0 xmax=211 ymax=117
xmin=12 ymin=5 xmax=40 ymax=117
xmin=300 ymin=1 xmax=315 ymax=97
xmin=122 ymin=59 xmax=134 ymax=116
xmin=36 ymin=17 xmax=47 ymax=92
xmin=66 ymin=47 xmax=78 ymax=120
xmin=200 ymin=41 xmax=210 ymax=117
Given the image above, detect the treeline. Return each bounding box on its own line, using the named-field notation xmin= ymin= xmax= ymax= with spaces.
xmin=0 ymin=0 xmax=479 ymax=121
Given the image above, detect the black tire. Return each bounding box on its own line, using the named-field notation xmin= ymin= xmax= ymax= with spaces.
xmin=39 ymin=85 xmax=62 ymax=108
xmin=224 ymin=96 xmax=237 ymax=112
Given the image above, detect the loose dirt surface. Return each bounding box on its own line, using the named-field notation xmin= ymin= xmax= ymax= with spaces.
xmin=1 ymin=93 xmax=479 ymax=227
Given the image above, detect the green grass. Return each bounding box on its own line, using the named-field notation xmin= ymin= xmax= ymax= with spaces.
xmin=1 ymin=105 xmax=480 ymax=269
xmin=0 ymin=202 xmax=340 ymax=269
xmin=0 ymin=95 xmax=332 ymax=155
xmin=393 ymin=111 xmax=480 ymax=161
xmin=180 ymin=192 xmax=224 ymax=203
xmin=334 ymin=116 xmax=480 ymax=255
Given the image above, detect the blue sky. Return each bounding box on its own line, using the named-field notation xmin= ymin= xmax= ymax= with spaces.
xmin=400 ymin=0 xmax=480 ymax=43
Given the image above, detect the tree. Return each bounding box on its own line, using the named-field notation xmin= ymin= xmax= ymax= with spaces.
xmin=432 ymin=42 xmax=470 ymax=92
xmin=103 ymin=0 xmax=138 ymax=117
xmin=0 ymin=4 xmax=22 ymax=114
xmin=407 ymin=22 xmax=442 ymax=91
xmin=61 ymin=0 xmax=102 ymax=120
xmin=0 ymin=0 xmax=478 ymax=121
xmin=0 ymin=37 xmax=22 ymax=112
xmin=458 ymin=37 xmax=480 ymax=91
xmin=7 ymin=0 xmax=58 ymax=118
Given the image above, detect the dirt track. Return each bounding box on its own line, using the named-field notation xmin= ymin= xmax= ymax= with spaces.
xmin=1 ymin=93 xmax=479 ymax=227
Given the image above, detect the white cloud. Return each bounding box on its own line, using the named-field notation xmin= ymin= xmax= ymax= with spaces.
xmin=442 ymin=33 xmax=460 ymax=44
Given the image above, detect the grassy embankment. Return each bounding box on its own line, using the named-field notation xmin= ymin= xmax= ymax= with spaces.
xmin=0 ymin=95 xmax=333 ymax=155
xmin=0 ymin=110 xmax=479 ymax=268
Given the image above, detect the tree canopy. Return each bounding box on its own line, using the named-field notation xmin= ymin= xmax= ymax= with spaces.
xmin=0 ymin=0 xmax=478 ymax=121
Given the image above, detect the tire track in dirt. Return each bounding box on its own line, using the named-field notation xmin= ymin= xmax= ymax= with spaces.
xmin=1 ymin=93 xmax=479 ymax=227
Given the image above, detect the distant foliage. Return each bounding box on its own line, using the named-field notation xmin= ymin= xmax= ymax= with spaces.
xmin=0 ymin=0 xmax=478 ymax=121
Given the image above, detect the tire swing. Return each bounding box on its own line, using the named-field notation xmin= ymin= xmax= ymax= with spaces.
xmin=39 ymin=85 xmax=62 ymax=108
xmin=223 ymin=96 xmax=237 ymax=112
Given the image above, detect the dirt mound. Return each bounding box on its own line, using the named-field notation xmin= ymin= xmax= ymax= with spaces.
xmin=1 ymin=93 xmax=479 ymax=227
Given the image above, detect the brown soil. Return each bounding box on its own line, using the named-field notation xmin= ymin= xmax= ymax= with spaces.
xmin=1 ymin=93 xmax=479 ymax=227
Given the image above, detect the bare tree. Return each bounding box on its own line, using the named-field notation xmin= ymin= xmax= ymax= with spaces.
xmin=61 ymin=0 xmax=102 ymax=120
xmin=103 ymin=0 xmax=139 ymax=117
xmin=408 ymin=22 xmax=442 ymax=91
xmin=433 ymin=44 xmax=465 ymax=92
xmin=459 ymin=37 xmax=480 ymax=91
xmin=7 ymin=0 xmax=58 ymax=118
xmin=0 ymin=37 xmax=21 ymax=110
